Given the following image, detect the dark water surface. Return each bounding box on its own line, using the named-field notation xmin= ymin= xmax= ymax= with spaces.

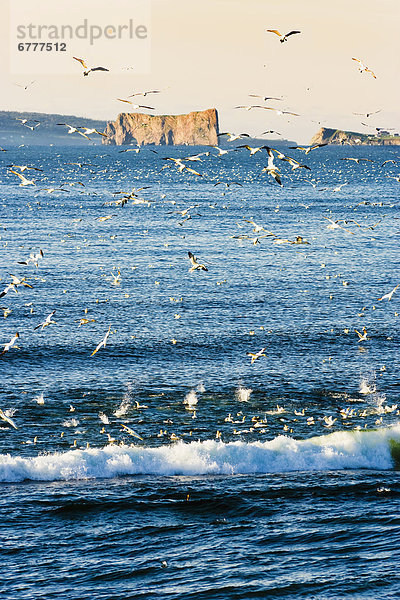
xmin=0 ymin=144 xmax=399 ymax=598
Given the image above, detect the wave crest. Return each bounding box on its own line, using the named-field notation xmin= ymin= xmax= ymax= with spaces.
xmin=1 ymin=426 xmax=399 ymax=483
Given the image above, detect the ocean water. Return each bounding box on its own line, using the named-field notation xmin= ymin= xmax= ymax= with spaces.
xmin=0 ymin=143 xmax=399 ymax=599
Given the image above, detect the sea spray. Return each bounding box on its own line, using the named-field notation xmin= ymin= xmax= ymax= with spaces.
xmin=183 ymin=390 xmax=198 ymax=409
xmin=1 ymin=425 xmax=399 ymax=483
xmin=235 ymin=385 xmax=252 ymax=403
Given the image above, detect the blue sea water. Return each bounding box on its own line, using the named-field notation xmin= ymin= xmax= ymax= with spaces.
xmin=0 ymin=142 xmax=399 ymax=599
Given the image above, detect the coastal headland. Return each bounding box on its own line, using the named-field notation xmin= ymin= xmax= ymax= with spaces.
xmin=311 ymin=126 xmax=400 ymax=145
xmin=103 ymin=108 xmax=219 ymax=146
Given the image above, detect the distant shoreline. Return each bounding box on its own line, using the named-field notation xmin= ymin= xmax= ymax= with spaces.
xmin=311 ymin=126 xmax=400 ymax=146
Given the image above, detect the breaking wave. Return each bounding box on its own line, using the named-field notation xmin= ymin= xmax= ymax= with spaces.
xmin=1 ymin=425 xmax=400 ymax=482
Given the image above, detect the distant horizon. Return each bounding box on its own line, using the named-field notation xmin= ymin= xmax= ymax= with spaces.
xmin=1 ymin=107 xmax=400 ymax=148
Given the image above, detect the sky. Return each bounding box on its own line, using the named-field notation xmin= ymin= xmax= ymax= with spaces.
xmin=2 ymin=0 xmax=399 ymax=143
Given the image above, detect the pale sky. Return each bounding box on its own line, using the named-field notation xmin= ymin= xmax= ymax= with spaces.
xmin=2 ymin=0 xmax=399 ymax=143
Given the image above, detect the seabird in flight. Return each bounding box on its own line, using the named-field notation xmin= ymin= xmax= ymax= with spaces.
xmin=7 ymin=164 xmax=43 ymax=172
xmin=352 ymin=58 xmax=376 ymax=79
xmin=18 ymin=249 xmax=44 ymax=268
xmin=80 ymin=127 xmax=108 ymax=138
xmin=217 ymin=132 xmax=250 ymax=142
xmin=353 ymin=110 xmax=381 ymax=118
xmin=236 ymin=145 xmax=269 ymax=156
xmin=283 ymin=156 xmax=311 ymax=171
xmin=116 ymin=99 xmax=155 ymax=109
xmin=34 ymin=310 xmax=57 ymax=331
xmin=289 ymin=143 xmax=328 ymax=154
xmin=377 ymin=284 xmax=399 ymax=302
xmin=73 ymin=57 xmax=109 ymax=76
xmin=249 ymin=94 xmax=283 ymax=101
xmin=0 ymin=408 xmax=17 ymax=428
xmin=258 ymin=107 xmax=299 ymax=116
xmin=188 ymin=252 xmax=208 ymax=272
xmin=260 ymin=130 xmax=282 ymax=136
xmin=128 ymin=90 xmax=164 ymax=97
xmin=341 ymin=157 xmax=373 ymax=164
xmin=1 ymin=333 xmax=19 ymax=357
xmin=266 ymin=29 xmax=301 ymax=43
xmin=91 ymin=326 xmax=112 ymax=356
xmin=57 ymin=124 xmax=92 ymax=140
xmin=9 ymin=170 xmax=35 ymax=186
xmin=247 ymin=347 xmax=267 ymax=364
xmin=355 ymin=327 xmax=368 ymax=343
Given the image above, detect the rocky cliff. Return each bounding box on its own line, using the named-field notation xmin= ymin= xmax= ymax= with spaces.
xmin=103 ymin=108 xmax=219 ymax=146
xmin=310 ymin=127 xmax=400 ymax=146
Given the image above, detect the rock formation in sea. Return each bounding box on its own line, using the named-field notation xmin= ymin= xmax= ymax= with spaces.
xmin=310 ymin=127 xmax=400 ymax=146
xmin=103 ymin=108 xmax=219 ymax=146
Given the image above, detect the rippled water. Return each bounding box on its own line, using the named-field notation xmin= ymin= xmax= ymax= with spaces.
xmin=0 ymin=143 xmax=399 ymax=598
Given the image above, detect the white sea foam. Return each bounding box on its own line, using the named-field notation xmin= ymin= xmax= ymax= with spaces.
xmin=235 ymin=385 xmax=252 ymax=402
xmin=114 ymin=400 xmax=130 ymax=418
xmin=33 ymin=393 xmax=45 ymax=405
xmin=99 ymin=412 xmax=110 ymax=424
xmin=360 ymin=380 xmax=376 ymax=395
xmin=114 ymin=383 xmax=133 ymax=417
xmin=183 ymin=390 xmax=198 ymax=408
xmin=1 ymin=426 xmax=400 ymax=483
xmin=62 ymin=418 xmax=79 ymax=428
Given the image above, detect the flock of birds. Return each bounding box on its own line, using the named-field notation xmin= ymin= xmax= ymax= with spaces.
xmin=0 ymin=26 xmax=399 ymax=450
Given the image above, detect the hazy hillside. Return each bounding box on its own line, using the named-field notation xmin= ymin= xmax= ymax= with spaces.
xmin=0 ymin=111 xmax=107 ymax=146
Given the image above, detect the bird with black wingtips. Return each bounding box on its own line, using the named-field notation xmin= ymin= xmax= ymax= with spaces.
xmin=289 ymin=143 xmax=328 ymax=154
xmin=217 ymin=132 xmax=250 ymax=142
xmin=249 ymin=94 xmax=283 ymax=101
xmin=34 ymin=310 xmax=57 ymax=331
xmin=266 ymin=29 xmax=301 ymax=43
xmin=236 ymin=145 xmax=270 ymax=156
xmin=7 ymin=164 xmax=43 ymax=173
xmin=73 ymin=56 xmax=109 ymax=76
xmin=1 ymin=333 xmax=20 ymax=357
xmin=18 ymin=249 xmax=44 ymax=267
xmin=9 ymin=170 xmax=35 ymax=186
xmin=188 ymin=252 xmax=208 ymax=272
xmin=353 ymin=109 xmax=381 ymax=118
xmin=116 ymin=99 xmax=155 ymax=109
